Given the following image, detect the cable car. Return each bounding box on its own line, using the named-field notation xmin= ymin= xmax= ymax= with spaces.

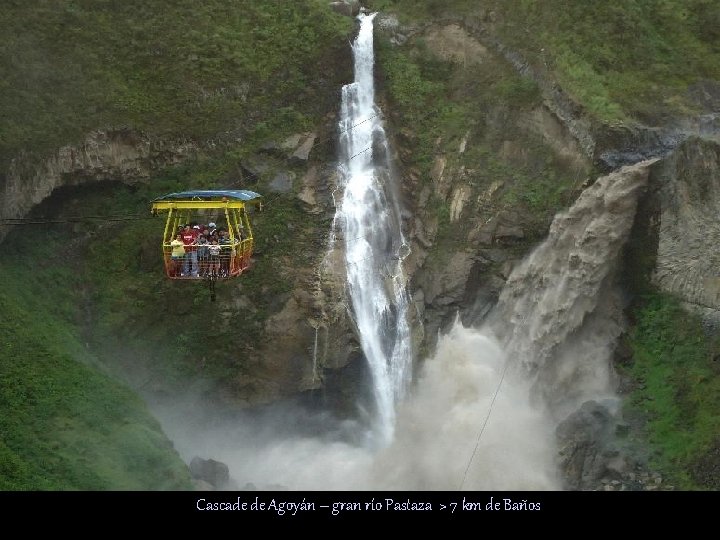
xmin=150 ymin=190 xmax=263 ymax=286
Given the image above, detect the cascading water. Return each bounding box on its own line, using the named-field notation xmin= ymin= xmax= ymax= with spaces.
xmin=485 ymin=159 xmax=658 ymax=420
xmin=332 ymin=12 xmax=413 ymax=446
xmin=151 ymin=10 xmax=659 ymax=490
xmin=153 ymin=158 xmax=657 ymax=491
xmin=366 ymin=159 xmax=657 ymax=490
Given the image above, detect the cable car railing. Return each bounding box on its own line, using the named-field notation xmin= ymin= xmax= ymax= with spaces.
xmin=151 ymin=189 xmax=262 ymax=282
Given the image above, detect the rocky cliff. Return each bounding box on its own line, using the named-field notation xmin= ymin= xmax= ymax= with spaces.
xmin=0 ymin=130 xmax=198 ymax=243
xmin=3 ymin=3 xmax=719 ymax=409
xmin=652 ymin=138 xmax=720 ymax=325
xmin=2 ymin=0 xmax=720 ymax=490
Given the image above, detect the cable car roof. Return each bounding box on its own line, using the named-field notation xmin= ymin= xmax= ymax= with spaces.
xmin=152 ymin=189 xmax=263 ymax=202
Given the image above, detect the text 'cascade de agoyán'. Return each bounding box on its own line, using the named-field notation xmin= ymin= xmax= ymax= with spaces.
xmin=195 ymin=496 xmax=541 ymax=516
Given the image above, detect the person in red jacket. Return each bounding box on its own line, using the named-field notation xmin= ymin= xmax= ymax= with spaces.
xmin=181 ymin=224 xmax=200 ymax=277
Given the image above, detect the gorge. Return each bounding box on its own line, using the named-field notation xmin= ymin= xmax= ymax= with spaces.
xmin=1 ymin=0 xmax=719 ymax=492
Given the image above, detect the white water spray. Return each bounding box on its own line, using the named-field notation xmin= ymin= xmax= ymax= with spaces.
xmin=332 ymin=12 xmax=413 ymax=446
xmin=150 ymin=14 xmax=659 ymax=491
xmin=153 ymin=161 xmax=654 ymax=492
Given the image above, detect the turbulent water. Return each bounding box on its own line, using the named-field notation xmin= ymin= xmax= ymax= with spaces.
xmin=485 ymin=159 xmax=656 ymax=420
xmin=154 ymin=159 xmax=654 ymax=491
xmin=331 ymin=12 xmax=413 ymax=446
xmin=151 ymin=13 xmax=657 ymax=491
xmin=153 ymin=322 xmax=558 ymax=490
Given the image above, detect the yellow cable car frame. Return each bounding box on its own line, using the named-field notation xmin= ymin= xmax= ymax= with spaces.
xmin=151 ymin=189 xmax=263 ymax=281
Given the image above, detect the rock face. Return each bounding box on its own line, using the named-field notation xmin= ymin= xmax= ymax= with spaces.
xmin=653 ymin=138 xmax=720 ymax=325
xmin=2 ymin=5 xmax=719 ymax=493
xmin=555 ymin=400 xmax=655 ymax=491
xmin=329 ymin=1 xmax=361 ymax=18
xmin=0 ymin=128 xmax=198 ymax=243
xmin=189 ymin=456 xmax=230 ymax=490
xmin=556 ymin=401 xmax=617 ymax=490
xmin=380 ymin=16 xmax=720 ymax=360
xmin=556 ymin=400 xmax=672 ymax=491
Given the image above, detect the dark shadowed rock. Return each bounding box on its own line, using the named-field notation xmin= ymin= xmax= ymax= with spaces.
xmin=329 ymin=1 xmax=360 ymax=17
xmin=240 ymin=155 xmax=272 ymax=178
xmin=190 ymin=457 xmax=230 ymax=490
xmin=653 ymin=138 xmax=720 ymax=326
xmin=690 ymin=438 xmax=720 ymax=489
xmin=556 ymin=400 xmax=616 ymax=490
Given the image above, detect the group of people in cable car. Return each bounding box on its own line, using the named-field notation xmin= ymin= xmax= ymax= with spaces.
xmin=152 ymin=189 xmax=261 ymax=281
xmin=169 ymin=221 xmax=242 ymax=279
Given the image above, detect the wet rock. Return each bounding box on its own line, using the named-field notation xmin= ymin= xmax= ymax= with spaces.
xmin=594 ymin=123 xmax=682 ymax=170
xmin=0 ymin=129 xmax=199 ymax=243
xmin=556 ymin=400 xmax=616 ymax=490
xmin=494 ymin=224 xmax=525 ymax=243
xmin=687 ymin=80 xmax=720 ymax=113
xmin=190 ymin=457 xmax=230 ymax=490
xmin=241 ymin=155 xmax=272 ymax=178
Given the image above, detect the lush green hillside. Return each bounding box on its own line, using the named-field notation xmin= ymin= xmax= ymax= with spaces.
xmin=0 ymin=254 xmax=193 ymax=490
xmin=0 ymin=0 xmax=352 ymax=165
xmin=2 ymin=0 xmax=719 ymax=491
xmin=376 ymin=33 xmax=581 ymax=229
xmin=0 ymin=0 xmax=353 ymax=490
xmin=624 ymin=294 xmax=720 ymax=490
xmin=373 ymin=0 xmax=720 ymax=122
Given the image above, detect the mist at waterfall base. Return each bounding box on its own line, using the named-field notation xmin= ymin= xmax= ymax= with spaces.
xmin=153 ymin=157 xmax=653 ymax=491
xmin=153 ymin=321 xmax=559 ymax=490
xmin=153 ymin=11 xmax=559 ymax=491
xmin=150 ymin=13 xmax=653 ymax=491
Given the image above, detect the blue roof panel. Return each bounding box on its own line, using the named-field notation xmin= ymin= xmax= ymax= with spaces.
xmin=153 ymin=189 xmax=263 ymax=202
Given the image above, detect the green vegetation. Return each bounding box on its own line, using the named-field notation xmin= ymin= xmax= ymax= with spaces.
xmin=374 ymin=0 xmax=720 ymax=122
xmin=377 ymin=27 xmax=577 ymax=234
xmin=0 ymin=145 xmax=329 ymax=488
xmin=506 ymin=0 xmax=720 ymax=120
xmin=369 ymin=0 xmax=474 ymax=22
xmin=625 ymin=293 xmax=720 ymax=489
xmin=495 ymin=0 xmax=720 ymax=121
xmin=0 ymin=1 xmax=353 ymax=488
xmin=376 ymin=33 xmax=542 ymax=175
xmin=5 ymin=149 xmax=325 ymax=381
xmin=376 ymin=18 xmax=584 ymax=293
xmin=0 ymin=257 xmax=192 ymax=490
xmin=376 ymin=39 xmax=460 ymax=175
xmin=0 ymin=0 xmax=352 ymax=165
xmin=3 ymin=0 xmax=719 ymax=491
xmin=0 ymin=135 xmax=332 ymax=487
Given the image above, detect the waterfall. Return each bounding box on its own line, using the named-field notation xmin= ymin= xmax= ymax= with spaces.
xmin=153 ymin=157 xmax=657 ymax=491
xmin=333 ymin=12 xmax=413 ymax=446
xmin=485 ymin=159 xmax=657 ymax=420
xmin=150 ymin=11 xmax=659 ymax=489
xmin=366 ymin=159 xmax=657 ymax=490
xmin=312 ymin=325 xmax=319 ymax=387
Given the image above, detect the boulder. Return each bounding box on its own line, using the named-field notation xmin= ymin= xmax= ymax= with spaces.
xmin=329 ymin=1 xmax=360 ymax=17
xmin=556 ymin=401 xmax=618 ymax=490
xmin=189 ymin=457 xmax=230 ymax=490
